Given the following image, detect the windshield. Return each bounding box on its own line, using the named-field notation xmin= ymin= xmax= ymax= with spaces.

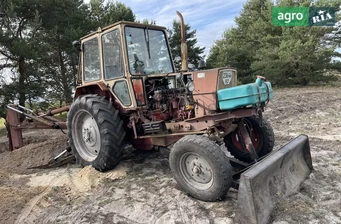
xmin=125 ymin=26 xmax=173 ymax=75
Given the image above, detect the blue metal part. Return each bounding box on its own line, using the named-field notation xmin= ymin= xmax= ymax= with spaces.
xmin=217 ymin=78 xmax=273 ymax=110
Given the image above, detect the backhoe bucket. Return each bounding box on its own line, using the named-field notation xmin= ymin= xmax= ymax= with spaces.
xmin=236 ymin=135 xmax=313 ymax=224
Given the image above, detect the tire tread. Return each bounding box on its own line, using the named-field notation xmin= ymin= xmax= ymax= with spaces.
xmin=67 ymin=94 xmax=126 ymax=172
xmin=170 ymin=135 xmax=233 ymax=201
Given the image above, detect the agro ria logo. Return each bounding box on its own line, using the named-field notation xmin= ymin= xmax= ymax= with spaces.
xmin=309 ymin=7 xmax=335 ymax=26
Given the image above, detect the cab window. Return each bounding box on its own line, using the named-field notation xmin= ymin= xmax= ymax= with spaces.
xmin=83 ymin=37 xmax=101 ymax=82
xmin=102 ymin=29 xmax=125 ymax=80
xmin=125 ymin=26 xmax=173 ymax=75
xmin=113 ymin=81 xmax=131 ymax=106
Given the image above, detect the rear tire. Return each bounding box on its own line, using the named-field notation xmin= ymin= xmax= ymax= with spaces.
xmin=67 ymin=95 xmax=126 ymax=172
xmin=170 ymin=135 xmax=233 ymax=202
xmin=224 ymin=116 xmax=274 ymax=163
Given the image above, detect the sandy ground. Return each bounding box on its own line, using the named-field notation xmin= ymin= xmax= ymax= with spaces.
xmin=0 ymin=87 xmax=340 ymax=224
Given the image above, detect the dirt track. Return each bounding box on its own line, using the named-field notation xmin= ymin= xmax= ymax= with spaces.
xmin=0 ymin=87 xmax=340 ymax=224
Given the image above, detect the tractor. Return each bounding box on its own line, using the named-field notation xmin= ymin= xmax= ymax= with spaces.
xmin=5 ymin=11 xmax=313 ymax=224
xmin=68 ymin=11 xmax=274 ymax=200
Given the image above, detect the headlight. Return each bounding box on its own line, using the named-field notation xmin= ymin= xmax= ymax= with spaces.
xmin=186 ymin=82 xmax=195 ymax=92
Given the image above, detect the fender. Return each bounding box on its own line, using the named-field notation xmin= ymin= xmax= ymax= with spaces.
xmin=74 ymin=82 xmax=110 ymax=99
xmin=74 ymin=82 xmax=127 ymax=114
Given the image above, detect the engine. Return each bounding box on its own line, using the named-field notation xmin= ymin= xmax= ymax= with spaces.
xmin=145 ymin=76 xmax=194 ymax=122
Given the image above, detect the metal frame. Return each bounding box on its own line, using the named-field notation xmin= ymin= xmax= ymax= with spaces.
xmin=6 ymin=105 xmax=69 ymax=150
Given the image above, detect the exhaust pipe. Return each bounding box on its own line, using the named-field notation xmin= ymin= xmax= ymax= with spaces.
xmin=176 ymin=11 xmax=188 ymax=72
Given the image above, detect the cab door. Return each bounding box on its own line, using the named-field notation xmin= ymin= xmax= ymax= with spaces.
xmin=101 ymin=28 xmax=135 ymax=109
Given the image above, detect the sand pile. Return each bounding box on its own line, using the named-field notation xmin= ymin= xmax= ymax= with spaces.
xmin=0 ymin=133 xmax=68 ymax=175
xmin=26 ymin=164 xmax=127 ymax=193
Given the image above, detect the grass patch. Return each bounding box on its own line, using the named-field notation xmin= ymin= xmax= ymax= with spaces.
xmin=54 ymin=112 xmax=67 ymax=121
xmin=0 ymin=118 xmax=6 ymax=137
xmin=0 ymin=118 xmax=5 ymax=129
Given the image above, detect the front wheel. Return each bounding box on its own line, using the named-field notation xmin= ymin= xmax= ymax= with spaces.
xmin=67 ymin=95 xmax=126 ymax=172
xmin=169 ymin=135 xmax=233 ymax=202
xmin=224 ymin=116 xmax=274 ymax=163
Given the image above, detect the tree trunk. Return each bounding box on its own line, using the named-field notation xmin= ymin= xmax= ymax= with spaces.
xmin=58 ymin=48 xmax=73 ymax=104
xmin=71 ymin=57 xmax=78 ymax=88
xmin=28 ymin=96 xmax=33 ymax=108
xmin=18 ymin=57 xmax=26 ymax=106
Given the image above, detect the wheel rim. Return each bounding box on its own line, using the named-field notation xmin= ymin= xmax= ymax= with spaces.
xmin=179 ymin=152 xmax=214 ymax=190
xmin=72 ymin=110 xmax=101 ymax=162
xmin=231 ymin=121 xmax=261 ymax=152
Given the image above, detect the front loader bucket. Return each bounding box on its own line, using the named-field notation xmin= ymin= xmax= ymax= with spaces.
xmin=236 ymin=135 xmax=313 ymax=224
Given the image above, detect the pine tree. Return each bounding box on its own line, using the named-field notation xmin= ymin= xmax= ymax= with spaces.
xmin=168 ymin=21 xmax=205 ymax=70
xmin=0 ymin=0 xmax=43 ymax=106
xmin=207 ymin=0 xmax=340 ymax=85
xmin=89 ymin=0 xmax=135 ymax=28
xmin=37 ymin=0 xmax=92 ymax=104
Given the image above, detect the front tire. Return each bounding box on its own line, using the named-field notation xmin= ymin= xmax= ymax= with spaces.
xmin=67 ymin=95 xmax=126 ymax=172
xmin=170 ymin=135 xmax=233 ymax=202
xmin=224 ymin=116 xmax=274 ymax=163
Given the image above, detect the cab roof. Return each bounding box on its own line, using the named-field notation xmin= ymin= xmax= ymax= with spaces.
xmin=80 ymin=21 xmax=167 ymax=41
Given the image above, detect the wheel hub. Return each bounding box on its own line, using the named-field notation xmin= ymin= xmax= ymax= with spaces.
xmin=82 ymin=125 xmax=97 ymax=147
xmin=182 ymin=154 xmax=212 ymax=185
xmin=192 ymin=163 xmax=202 ymax=174
xmin=72 ymin=110 xmax=101 ymax=162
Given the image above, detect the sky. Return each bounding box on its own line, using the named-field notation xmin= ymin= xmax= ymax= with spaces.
xmin=85 ymin=0 xmax=248 ymax=57
xmin=0 ymin=0 xmax=247 ymax=82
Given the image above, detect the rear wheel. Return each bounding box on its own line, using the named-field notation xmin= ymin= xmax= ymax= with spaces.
xmin=67 ymin=95 xmax=126 ymax=171
xmin=170 ymin=135 xmax=233 ymax=202
xmin=224 ymin=116 xmax=274 ymax=163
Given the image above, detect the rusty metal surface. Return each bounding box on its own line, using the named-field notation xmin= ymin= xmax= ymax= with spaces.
xmin=237 ymin=119 xmax=258 ymax=161
xmin=5 ymin=122 xmax=13 ymax=151
xmin=130 ymin=138 xmax=154 ymax=150
xmin=150 ymin=135 xmax=182 ymax=147
xmin=176 ymin=11 xmax=188 ymax=72
xmin=46 ymin=106 xmax=70 ymax=116
xmin=236 ymin=135 xmax=313 ymax=224
xmin=6 ymin=106 xmax=23 ymax=150
xmin=6 ymin=105 xmax=68 ymax=150
xmin=40 ymin=115 xmax=63 ymax=122
xmin=139 ymin=131 xmax=205 ymax=139
xmin=7 ymin=105 xmax=53 ymax=127
xmin=16 ymin=122 xmax=67 ymax=130
xmin=186 ymin=108 xmax=257 ymax=124
xmin=166 ymin=120 xmax=215 ymax=133
xmin=142 ymin=108 xmax=257 ymax=140
xmin=192 ymin=69 xmax=219 ymax=117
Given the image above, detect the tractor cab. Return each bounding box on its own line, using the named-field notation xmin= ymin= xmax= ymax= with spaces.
xmin=74 ymin=20 xmax=245 ymax=118
xmin=74 ymin=21 xmax=178 ymax=110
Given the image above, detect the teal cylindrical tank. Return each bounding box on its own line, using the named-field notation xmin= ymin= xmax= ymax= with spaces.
xmin=217 ymin=77 xmax=273 ymax=110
